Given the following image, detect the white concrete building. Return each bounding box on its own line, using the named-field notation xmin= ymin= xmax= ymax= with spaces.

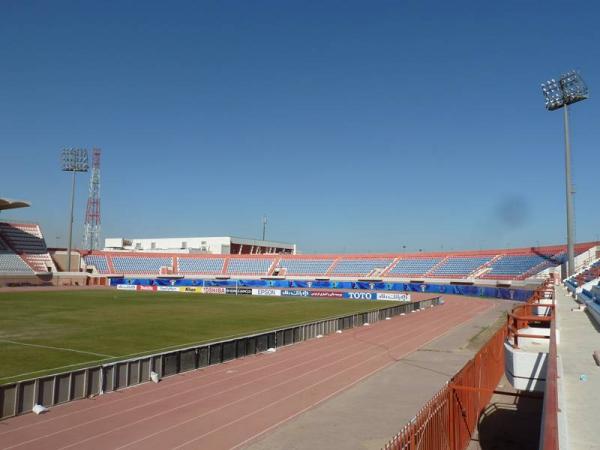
xmin=104 ymin=236 xmax=295 ymax=255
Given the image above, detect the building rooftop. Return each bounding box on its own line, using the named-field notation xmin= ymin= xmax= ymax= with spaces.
xmin=0 ymin=198 xmax=30 ymax=212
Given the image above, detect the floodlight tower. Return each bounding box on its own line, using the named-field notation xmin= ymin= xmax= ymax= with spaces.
xmin=541 ymin=70 xmax=589 ymax=277
xmin=83 ymin=149 xmax=101 ymax=251
xmin=262 ymin=215 xmax=267 ymax=241
xmin=61 ymin=148 xmax=89 ymax=272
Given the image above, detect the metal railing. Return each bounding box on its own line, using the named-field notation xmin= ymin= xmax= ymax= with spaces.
xmin=506 ymin=278 xmax=554 ymax=349
xmin=506 ymin=303 xmax=553 ymax=349
xmin=384 ymin=324 xmax=507 ymax=450
xmin=0 ymin=296 xmax=440 ymax=420
xmin=384 ymin=280 xmax=554 ymax=450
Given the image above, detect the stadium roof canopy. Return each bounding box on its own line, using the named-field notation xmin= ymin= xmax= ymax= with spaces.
xmin=0 ymin=197 xmax=31 ymax=211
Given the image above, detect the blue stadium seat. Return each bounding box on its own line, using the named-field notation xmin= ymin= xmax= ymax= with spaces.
xmin=83 ymin=255 xmax=110 ymax=274
xmin=178 ymin=258 xmax=224 ymax=274
xmin=0 ymin=240 xmax=33 ymax=273
xmin=279 ymin=259 xmax=334 ymax=276
xmin=227 ymin=258 xmax=272 ymax=274
xmin=112 ymin=256 xmax=172 ymax=274
xmin=565 ymin=279 xmax=578 ymax=289
xmin=332 ymin=259 xmax=393 ymax=275
xmin=483 ymin=254 xmax=558 ymax=277
xmin=592 ymin=284 xmax=600 ymax=300
xmin=430 ymin=256 xmax=492 ymax=277
xmin=387 ymin=258 xmax=442 ymax=276
xmin=0 ymin=222 xmax=55 ymax=272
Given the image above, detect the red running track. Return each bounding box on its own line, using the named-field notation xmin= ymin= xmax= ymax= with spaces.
xmin=0 ymin=296 xmax=494 ymax=450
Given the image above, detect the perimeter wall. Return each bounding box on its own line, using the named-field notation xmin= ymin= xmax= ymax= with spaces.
xmin=110 ymin=277 xmax=534 ymax=301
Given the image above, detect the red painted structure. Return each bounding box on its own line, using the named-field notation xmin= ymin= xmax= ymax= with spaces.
xmin=384 ymin=279 xmax=559 ymax=450
xmin=82 ymin=149 xmax=101 ymax=251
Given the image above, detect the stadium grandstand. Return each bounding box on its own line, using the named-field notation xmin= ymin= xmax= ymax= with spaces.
xmin=4 ymin=197 xmax=597 ymax=286
xmin=0 ymin=198 xmax=55 ymax=281
xmin=0 ymin=212 xmax=598 ymax=285
xmin=76 ymin=243 xmax=596 ymax=281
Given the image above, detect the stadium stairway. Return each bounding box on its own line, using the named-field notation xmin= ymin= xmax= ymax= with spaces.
xmin=384 ymin=256 xmax=444 ymax=278
xmin=221 ymin=258 xmax=229 ymax=275
xmin=106 ymin=255 xmax=116 ymax=273
xmin=331 ymin=258 xmax=395 ymax=277
xmin=381 ymin=257 xmax=401 ymax=277
xmin=428 ymin=255 xmax=494 ymax=279
xmin=423 ymin=256 xmax=449 ymax=278
xmin=472 ymin=254 xmax=503 ymax=278
xmin=325 ymin=259 xmax=340 ymax=277
xmin=267 ymin=256 xmax=282 ymax=276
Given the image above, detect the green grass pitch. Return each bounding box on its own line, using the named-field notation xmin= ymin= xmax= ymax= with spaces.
xmin=0 ymin=289 xmax=399 ymax=384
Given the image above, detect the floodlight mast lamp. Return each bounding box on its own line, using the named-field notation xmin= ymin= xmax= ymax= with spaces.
xmin=61 ymin=149 xmax=89 ymax=273
xmin=541 ymin=71 xmax=589 ymax=277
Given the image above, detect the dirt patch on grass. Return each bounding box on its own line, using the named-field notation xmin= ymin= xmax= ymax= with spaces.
xmin=463 ymin=311 xmax=507 ymax=352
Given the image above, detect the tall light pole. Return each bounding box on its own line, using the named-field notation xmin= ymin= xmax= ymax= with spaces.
xmin=541 ymin=71 xmax=589 ymax=277
xmin=61 ymin=149 xmax=89 ymax=272
xmin=262 ymin=215 xmax=267 ymax=241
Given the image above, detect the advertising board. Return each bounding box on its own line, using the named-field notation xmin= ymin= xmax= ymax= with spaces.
xmin=251 ymin=288 xmax=282 ymax=297
xmin=281 ymin=289 xmax=310 ymax=297
xmin=157 ymin=286 xmax=179 ymax=292
xmin=116 ymin=284 xmax=137 ymax=291
xmin=343 ymin=292 xmax=376 ymax=300
xmin=226 ymin=287 xmax=253 ymax=295
xmin=310 ymin=290 xmax=344 ymax=298
xmin=178 ymin=287 xmax=202 ymax=293
xmin=137 ymin=285 xmax=157 ymax=292
xmin=376 ymin=292 xmax=411 ymax=302
xmin=203 ymin=287 xmax=226 ymax=294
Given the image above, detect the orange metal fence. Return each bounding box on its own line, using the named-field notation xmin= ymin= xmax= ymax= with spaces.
xmin=384 ymin=325 xmax=507 ymax=450
xmin=384 ymin=280 xmax=555 ymax=450
xmin=506 ymin=302 xmax=553 ymax=349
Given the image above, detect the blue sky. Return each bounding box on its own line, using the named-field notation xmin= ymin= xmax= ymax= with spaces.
xmin=1 ymin=0 xmax=599 ymax=253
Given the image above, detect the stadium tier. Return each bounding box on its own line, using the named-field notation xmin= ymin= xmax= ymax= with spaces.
xmin=82 ymin=254 xmax=110 ymax=274
xmin=429 ymin=256 xmax=494 ymax=278
xmin=565 ymin=258 xmax=600 ymax=325
xmin=177 ymin=257 xmax=224 ymax=274
xmin=479 ymin=253 xmax=565 ymax=279
xmin=0 ymin=222 xmax=55 ymax=273
xmin=565 ymin=259 xmax=600 ymax=291
xmin=0 ymin=235 xmax=34 ymax=273
xmin=277 ymin=258 xmax=335 ymax=276
xmin=330 ymin=258 xmax=394 ymax=276
xmin=111 ymin=256 xmax=173 ymax=274
xmin=386 ymin=257 xmax=442 ymax=276
xmin=226 ymin=258 xmax=273 ymax=275
xmin=1 ymin=220 xmax=595 ymax=281
xmin=78 ymin=242 xmax=598 ymax=280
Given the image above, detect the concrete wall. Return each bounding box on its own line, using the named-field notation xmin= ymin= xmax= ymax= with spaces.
xmin=51 ymin=251 xmax=82 ymax=272
xmin=0 ymin=274 xmax=54 ymax=288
